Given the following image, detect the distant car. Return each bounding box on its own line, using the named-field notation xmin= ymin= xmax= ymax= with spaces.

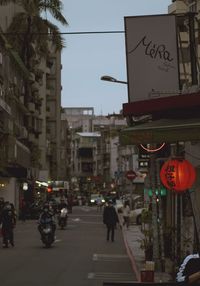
xmin=89 ymin=194 xmax=105 ymax=206
xmin=129 ymin=207 xmax=146 ymax=225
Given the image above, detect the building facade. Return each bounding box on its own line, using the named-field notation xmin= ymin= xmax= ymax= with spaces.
xmin=61 ymin=108 xmax=142 ymax=197
xmin=0 ymin=3 xmax=64 ymax=210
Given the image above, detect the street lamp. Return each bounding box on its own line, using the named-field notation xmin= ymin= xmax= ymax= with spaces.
xmin=100 ymin=75 xmax=127 ymax=85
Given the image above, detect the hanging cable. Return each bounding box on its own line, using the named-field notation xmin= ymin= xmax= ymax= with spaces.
xmin=0 ymin=30 xmax=125 ymax=35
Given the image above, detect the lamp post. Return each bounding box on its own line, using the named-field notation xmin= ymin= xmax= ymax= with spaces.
xmin=100 ymin=75 xmax=128 ymax=85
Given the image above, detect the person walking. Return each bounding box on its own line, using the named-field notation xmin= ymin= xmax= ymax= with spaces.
xmin=0 ymin=202 xmax=16 ymax=248
xmin=96 ymin=195 xmax=103 ymax=212
xmin=103 ymin=200 xmax=119 ymax=242
xmin=123 ymin=200 xmax=130 ymax=229
xmin=176 ymin=252 xmax=200 ymax=284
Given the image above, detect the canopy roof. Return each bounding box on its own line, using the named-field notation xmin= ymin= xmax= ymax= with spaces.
xmin=120 ymin=118 xmax=200 ymax=145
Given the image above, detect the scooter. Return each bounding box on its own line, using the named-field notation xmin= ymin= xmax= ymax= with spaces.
xmin=58 ymin=207 xmax=68 ymax=229
xmin=39 ymin=219 xmax=55 ymax=248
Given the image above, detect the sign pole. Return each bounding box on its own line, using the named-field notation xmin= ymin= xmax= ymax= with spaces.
xmin=149 ymin=152 xmax=160 ymax=270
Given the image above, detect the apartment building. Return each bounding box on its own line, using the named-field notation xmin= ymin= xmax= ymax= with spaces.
xmin=168 ymin=0 xmax=200 ymax=252
xmin=0 ymin=28 xmax=31 ymax=208
xmin=0 ymin=3 xmax=63 ymax=208
xmin=61 ymin=108 xmax=141 ymax=195
xmin=45 ymin=50 xmax=62 ymax=181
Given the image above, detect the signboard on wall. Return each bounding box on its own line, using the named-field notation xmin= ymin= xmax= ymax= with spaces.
xmin=124 ymin=14 xmax=179 ymax=103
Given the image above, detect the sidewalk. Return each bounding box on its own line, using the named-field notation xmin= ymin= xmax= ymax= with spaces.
xmin=120 ymin=218 xmax=173 ymax=283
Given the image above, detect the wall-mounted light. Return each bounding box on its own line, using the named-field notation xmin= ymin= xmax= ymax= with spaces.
xmin=23 ymin=182 xmax=28 ymax=191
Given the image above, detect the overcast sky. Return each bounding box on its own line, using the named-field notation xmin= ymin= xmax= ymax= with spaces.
xmin=57 ymin=0 xmax=172 ymax=115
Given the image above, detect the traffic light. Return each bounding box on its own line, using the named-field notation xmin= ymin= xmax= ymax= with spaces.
xmin=144 ymin=187 xmax=167 ymax=197
xmin=47 ymin=186 xmax=52 ymax=193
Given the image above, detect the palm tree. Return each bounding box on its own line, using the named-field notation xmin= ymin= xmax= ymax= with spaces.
xmin=0 ymin=0 xmax=68 ymax=68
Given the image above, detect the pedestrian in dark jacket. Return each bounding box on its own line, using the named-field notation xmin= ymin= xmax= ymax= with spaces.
xmin=103 ymin=200 xmax=119 ymax=242
xmin=0 ymin=202 xmax=16 ymax=248
xmin=176 ymin=252 xmax=200 ymax=284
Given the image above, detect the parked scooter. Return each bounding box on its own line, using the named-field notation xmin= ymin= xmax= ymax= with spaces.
xmin=58 ymin=207 xmax=68 ymax=229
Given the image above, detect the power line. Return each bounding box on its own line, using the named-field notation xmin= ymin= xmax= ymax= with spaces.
xmin=0 ymin=30 xmax=125 ymax=35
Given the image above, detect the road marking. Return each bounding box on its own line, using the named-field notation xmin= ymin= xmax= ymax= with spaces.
xmin=70 ymin=218 xmax=102 ymax=225
xmin=87 ymin=272 xmax=135 ymax=281
xmin=70 ymin=214 xmax=102 ymax=217
xmin=71 ymin=218 xmax=81 ymax=222
xmin=80 ymin=207 xmax=91 ymax=212
xmin=93 ymin=253 xmax=129 ymax=262
xmin=78 ymin=221 xmax=102 ymax=224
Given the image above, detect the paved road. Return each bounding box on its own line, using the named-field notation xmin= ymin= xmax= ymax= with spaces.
xmin=0 ymin=206 xmax=136 ymax=286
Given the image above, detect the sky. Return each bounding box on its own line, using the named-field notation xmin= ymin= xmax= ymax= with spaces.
xmin=56 ymin=0 xmax=172 ymax=115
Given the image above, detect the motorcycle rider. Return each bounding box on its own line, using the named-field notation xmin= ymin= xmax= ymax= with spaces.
xmin=58 ymin=198 xmax=68 ymax=211
xmin=176 ymin=251 xmax=200 ymax=284
xmin=57 ymin=198 xmax=68 ymax=227
xmin=0 ymin=202 xmax=16 ymax=248
xmin=38 ymin=202 xmax=56 ymax=239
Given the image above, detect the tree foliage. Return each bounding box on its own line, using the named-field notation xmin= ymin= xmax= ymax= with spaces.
xmin=0 ymin=0 xmax=68 ymax=66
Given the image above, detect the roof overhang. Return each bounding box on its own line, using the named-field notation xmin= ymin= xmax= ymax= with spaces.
xmin=120 ymin=118 xmax=200 ymax=145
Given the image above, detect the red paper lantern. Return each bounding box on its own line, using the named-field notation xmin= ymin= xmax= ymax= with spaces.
xmin=160 ymin=158 xmax=196 ymax=193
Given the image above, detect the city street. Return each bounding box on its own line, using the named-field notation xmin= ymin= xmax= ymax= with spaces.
xmin=0 ymin=206 xmax=136 ymax=286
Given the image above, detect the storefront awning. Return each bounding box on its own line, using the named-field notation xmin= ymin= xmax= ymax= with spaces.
xmin=123 ymin=92 xmax=200 ymax=118
xmin=120 ymin=118 xmax=200 ymax=145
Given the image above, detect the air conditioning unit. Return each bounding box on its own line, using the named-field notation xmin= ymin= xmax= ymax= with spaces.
xmin=20 ymin=127 xmax=28 ymax=139
xmin=14 ymin=76 xmax=17 ymax=85
xmin=22 ymin=86 xmax=25 ymax=94
xmin=28 ymin=102 xmax=35 ymax=112
xmin=29 ymin=72 xmax=35 ymax=83
xmin=0 ymin=87 xmax=3 ymax=97
xmin=20 ymin=95 xmax=24 ymax=104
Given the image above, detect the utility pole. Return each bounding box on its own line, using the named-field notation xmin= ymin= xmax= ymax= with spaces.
xmin=149 ymin=152 xmax=160 ymax=269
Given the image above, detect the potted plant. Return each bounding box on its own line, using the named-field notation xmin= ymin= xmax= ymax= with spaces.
xmin=138 ymin=208 xmax=153 ymax=261
xmin=140 ymin=228 xmax=153 ymax=260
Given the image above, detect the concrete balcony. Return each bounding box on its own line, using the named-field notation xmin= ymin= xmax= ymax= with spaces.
xmin=46 ymin=110 xmax=51 ymax=118
xmin=28 ymin=132 xmax=36 ymax=143
xmin=46 ymin=145 xmax=52 ymax=156
xmin=15 ymin=139 xmax=31 ymax=168
xmin=46 ymin=87 xmax=51 ymax=96
xmin=0 ymin=97 xmax=11 ymax=115
xmin=31 ymin=81 xmax=40 ymax=92
xmin=19 ymin=126 xmax=28 ymax=139
xmin=19 ymin=95 xmax=24 ymax=104
xmin=34 ymin=118 xmax=42 ymax=134
xmin=7 ymin=136 xmax=31 ymax=168
xmin=29 ymin=72 xmax=35 ymax=83
xmin=28 ymin=102 xmax=35 ymax=113
xmin=46 ymin=67 xmax=51 ymax=75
